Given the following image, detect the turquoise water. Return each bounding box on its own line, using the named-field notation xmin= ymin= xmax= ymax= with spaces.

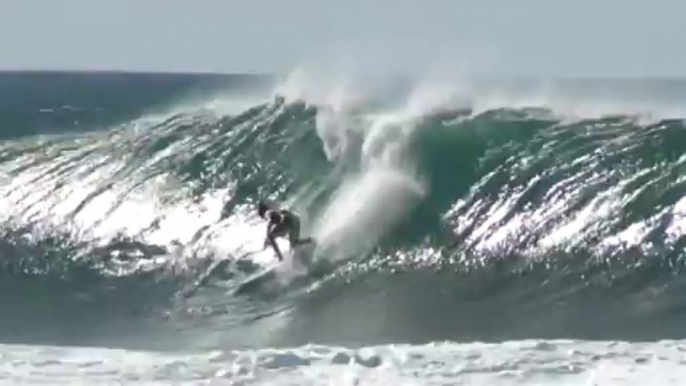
xmin=1 ymin=71 xmax=686 ymax=353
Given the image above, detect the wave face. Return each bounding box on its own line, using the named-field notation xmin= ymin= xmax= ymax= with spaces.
xmin=1 ymin=71 xmax=686 ymax=352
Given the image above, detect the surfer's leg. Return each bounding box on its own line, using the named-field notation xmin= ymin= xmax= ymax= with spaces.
xmin=288 ymin=216 xmax=314 ymax=246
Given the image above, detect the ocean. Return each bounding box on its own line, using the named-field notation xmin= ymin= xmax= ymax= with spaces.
xmin=1 ymin=70 xmax=686 ymax=384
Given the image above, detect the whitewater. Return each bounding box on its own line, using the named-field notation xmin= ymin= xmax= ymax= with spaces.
xmin=2 ymin=70 xmax=686 ymax=384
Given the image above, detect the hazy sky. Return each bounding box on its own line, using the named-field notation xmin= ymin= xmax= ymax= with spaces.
xmin=1 ymin=0 xmax=683 ymax=77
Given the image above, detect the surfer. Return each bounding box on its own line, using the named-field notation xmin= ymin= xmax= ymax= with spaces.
xmin=257 ymin=201 xmax=314 ymax=261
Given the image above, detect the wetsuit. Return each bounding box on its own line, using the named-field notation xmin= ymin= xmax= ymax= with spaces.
xmin=263 ymin=208 xmax=313 ymax=261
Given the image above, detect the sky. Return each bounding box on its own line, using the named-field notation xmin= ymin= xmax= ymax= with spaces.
xmin=1 ymin=0 xmax=684 ymax=77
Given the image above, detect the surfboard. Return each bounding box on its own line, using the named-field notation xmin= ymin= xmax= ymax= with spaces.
xmin=233 ymin=239 xmax=317 ymax=295
xmin=233 ymin=262 xmax=279 ymax=295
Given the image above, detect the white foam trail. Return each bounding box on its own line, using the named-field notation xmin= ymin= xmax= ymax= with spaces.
xmin=314 ymin=163 xmax=425 ymax=261
xmin=3 ymin=339 xmax=686 ymax=385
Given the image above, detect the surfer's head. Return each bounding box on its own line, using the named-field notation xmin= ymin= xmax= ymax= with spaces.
xmin=257 ymin=201 xmax=269 ymax=218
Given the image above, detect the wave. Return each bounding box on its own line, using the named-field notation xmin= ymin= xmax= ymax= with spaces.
xmin=2 ymin=71 xmax=686 ymax=349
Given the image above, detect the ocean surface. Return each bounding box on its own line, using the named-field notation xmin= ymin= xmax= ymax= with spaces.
xmin=2 ymin=70 xmax=686 ymax=384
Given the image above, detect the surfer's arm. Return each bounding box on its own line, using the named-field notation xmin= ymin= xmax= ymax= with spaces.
xmin=263 ymin=223 xmax=273 ymax=248
xmin=262 ymin=218 xmax=278 ymax=248
xmin=265 ymin=235 xmax=284 ymax=261
xmin=263 ymin=224 xmax=284 ymax=261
